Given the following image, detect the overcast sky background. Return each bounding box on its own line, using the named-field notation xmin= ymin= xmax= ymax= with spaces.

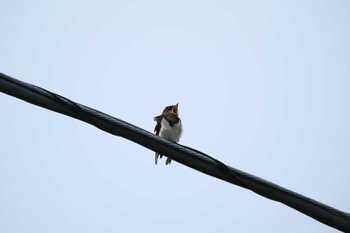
xmin=1 ymin=1 xmax=349 ymax=232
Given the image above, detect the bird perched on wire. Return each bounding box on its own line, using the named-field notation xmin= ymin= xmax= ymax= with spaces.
xmin=154 ymin=103 xmax=182 ymax=165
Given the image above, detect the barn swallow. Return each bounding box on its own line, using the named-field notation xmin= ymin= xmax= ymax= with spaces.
xmin=154 ymin=103 xmax=182 ymax=165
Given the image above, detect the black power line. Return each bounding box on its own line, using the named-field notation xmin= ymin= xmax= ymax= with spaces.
xmin=1 ymin=72 xmax=349 ymax=232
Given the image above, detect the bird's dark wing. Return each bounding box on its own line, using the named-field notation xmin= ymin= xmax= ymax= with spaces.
xmin=154 ymin=115 xmax=164 ymax=163
xmin=154 ymin=115 xmax=162 ymax=136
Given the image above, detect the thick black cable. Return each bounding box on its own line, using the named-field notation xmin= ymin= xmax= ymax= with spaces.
xmin=0 ymin=72 xmax=349 ymax=232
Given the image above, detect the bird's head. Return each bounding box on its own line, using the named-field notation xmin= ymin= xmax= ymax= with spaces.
xmin=163 ymin=103 xmax=179 ymax=117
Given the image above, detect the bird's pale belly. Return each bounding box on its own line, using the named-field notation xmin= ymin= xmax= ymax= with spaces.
xmin=159 ymin=119 xmax=182 ymax=142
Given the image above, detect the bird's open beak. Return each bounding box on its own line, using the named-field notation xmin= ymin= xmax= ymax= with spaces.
xmin=172 ymin=103 xmax=179 ymax=114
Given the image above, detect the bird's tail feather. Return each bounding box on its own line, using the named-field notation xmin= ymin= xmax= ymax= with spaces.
xmin=165 ymin=157 xmax=172 ymax=165
xmin=155 ymin=153 xmax=164 ymax=165
xmin=155 ymin=153 xmax=159 ymax=165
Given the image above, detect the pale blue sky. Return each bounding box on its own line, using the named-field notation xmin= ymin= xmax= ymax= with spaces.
xmin=1 ymin=1 xmax=349 ymax=232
